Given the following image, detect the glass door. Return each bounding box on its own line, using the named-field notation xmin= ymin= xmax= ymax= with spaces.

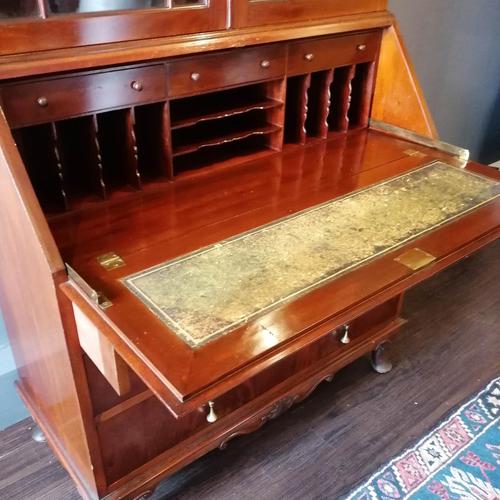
xmin=0 ymin=0 xmax=226 ymax=56
xmin=0 ymin=0 xmax=40 ymax=18
xmin=46 ymin=0 xmax=208 ymax=15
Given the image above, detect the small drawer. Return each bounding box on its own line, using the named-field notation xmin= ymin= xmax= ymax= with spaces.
xmin=1 ymin=65 xmax=167 ymax=128
xmin=287 ymin=31 xmax=382 ymax=76
xmin=167 ymin=45 xmax=287 ymax=98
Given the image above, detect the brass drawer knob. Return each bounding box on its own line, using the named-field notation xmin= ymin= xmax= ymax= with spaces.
xmin=206 ymin=401 xmax=218 ymax=423
xmin=357 ymin=44 xmax=367 ymax=51
xmin=260 ymin=60 xmax=271 ymax=69
xmin=36 ymin=96 xmax=48 ymax=107
xmin=190 ymin=72 xmax=201 ymax=82
xmin=340 ymin=324 xmax=351 ymax=345
xmin=304 ymin=53 xmax=315 ymax=62
xmin=131 ymin=80 xmax=144 ymax=92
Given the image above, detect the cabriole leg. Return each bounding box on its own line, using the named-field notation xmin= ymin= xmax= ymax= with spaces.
xmin=371 ymin=342 xmax=393 ymax=374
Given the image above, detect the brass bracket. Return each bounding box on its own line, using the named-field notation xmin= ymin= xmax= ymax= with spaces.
xmin=394 ymin=248 xmax=436 ymax=271
xmin=66 ymin=264 xmax=112 ymax=309
xmin=403 ymin=149 xmax=427 ymax=158
xmin=370 ymin=120 xmax=470 ymax=164
xmin=97 ymin=252 xmax=126 ymax=271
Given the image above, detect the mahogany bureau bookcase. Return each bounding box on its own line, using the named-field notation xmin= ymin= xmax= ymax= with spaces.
xmin=0 ymin=2 xmax=499 ymax=499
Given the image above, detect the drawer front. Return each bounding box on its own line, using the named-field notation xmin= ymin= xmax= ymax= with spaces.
xmin=167 ymin=45 xmax=287 ymax=98
xmin=1 ymin=65 xmax=167 ymax=128
xmin=91 ymin=297 xmax=403 ymax=483
xmin=210 ymin=295 xmax=402 ymax=420
xmin=288 ymin=32 xmax=382 ymax=76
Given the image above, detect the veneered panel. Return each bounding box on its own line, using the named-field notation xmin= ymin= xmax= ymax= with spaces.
xmin=372 ymin=23 xmax=438 ymax=138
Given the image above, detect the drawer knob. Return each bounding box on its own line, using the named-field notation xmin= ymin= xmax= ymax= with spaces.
xmin=190 ymin=72 xmax=201 ymax=82
xmin=339 ymin=324 xmax=351 ymax=345
xmin=260 ymin=60 xmax=271 ymax=69
xmin=131 ymin=81 xmax=144 ymax=92
xmin=36 ymin=96 xmax=48 ymax=107
xmin=206 ymin=401 xmax=218 ymax=423
xmin=357 ymin=44 xmax=367 ymax=51
xmin=304 ymin=53 xmax=315 ymax=62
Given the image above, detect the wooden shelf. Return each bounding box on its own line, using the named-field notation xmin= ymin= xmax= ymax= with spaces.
xmin=171 ymin=98 xmax=282 ymax=130
xmin=172 ymin=123 xmax=282 ymax=157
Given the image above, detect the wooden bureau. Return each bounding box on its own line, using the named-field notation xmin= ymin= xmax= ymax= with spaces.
xmin=0 ymin=2 xmax=498 ymax=499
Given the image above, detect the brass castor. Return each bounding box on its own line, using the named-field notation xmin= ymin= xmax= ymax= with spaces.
xmin=371 ymin=342 xmax=393 ymax=374
xmin=31 ymin=424 xmax=47 ymax=443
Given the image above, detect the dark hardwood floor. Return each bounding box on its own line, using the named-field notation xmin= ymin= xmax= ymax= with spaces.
xmin=1 ymin=240 xmax=499 ymax=500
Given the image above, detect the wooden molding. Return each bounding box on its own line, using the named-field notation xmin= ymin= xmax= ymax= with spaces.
xmin=0 ymin=12 xmax=392 ymax=80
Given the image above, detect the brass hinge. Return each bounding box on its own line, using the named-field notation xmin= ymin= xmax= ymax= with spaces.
xmin=97 ymin=252 xmax=126 ymax=271
xmin=66 ymin=264 xmax=112 ymax=309
xmin=394 ymin=248 xmax=436 ymax=271
xmin=370 ymin=120 xmax=470 ymax=164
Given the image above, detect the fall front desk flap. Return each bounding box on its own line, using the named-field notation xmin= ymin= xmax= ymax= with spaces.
xmin=123 ymin=161 xmax=500 ymax=348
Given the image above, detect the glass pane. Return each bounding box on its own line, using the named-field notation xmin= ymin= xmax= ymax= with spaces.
xmin=0 ymin=0 xmax=40 ymax=18
xmin=48 ymin=0 xmax=166 ymax=14
xmin=172 ymin=0 xmax=207 ymax=6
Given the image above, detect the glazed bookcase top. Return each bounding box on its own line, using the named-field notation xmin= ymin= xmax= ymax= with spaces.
xmin=0 ymin=0 xmax=389 ymax=64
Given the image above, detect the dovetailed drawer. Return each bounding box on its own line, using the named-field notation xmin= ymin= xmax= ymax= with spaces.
xmin=1 ymin=65 xmax=167 ymax=128
xmin=287 ymin=32 xmax=382 ymax=76
xmin=167 ymin=45 xmax=287 ymax=98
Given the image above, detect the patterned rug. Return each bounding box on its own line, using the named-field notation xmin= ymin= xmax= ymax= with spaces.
xmin=344 ymin=377 xmax=500 ymax=499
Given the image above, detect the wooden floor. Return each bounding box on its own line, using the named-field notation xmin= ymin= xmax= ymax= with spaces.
xmin=1 ymin=240 xmax=499 ymax=500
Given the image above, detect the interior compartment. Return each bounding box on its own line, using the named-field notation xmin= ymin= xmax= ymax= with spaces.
xmin=285 ymin=61 xmax=375 ymax=144
xmin=172 ymin=109 xmax=278 ymax=155
xmin=169 ymin=81 xmax=282 ymax=130
xmin=55 ymin=116 xmax=107 ymax=207
xmin=13 ymin=124 xmax=67 ymax=213
xmin=170 ymin=81 xmax=285 ymax=174
xmin=134 ymin=102 xmax=173 ymax=181
xmin=173 ymin=133 xmax=277 ymax=176
xmin=284 ymin=74 xmax=311 ymax=145
xmin=328 ymin=65 xmax=356 ymax=132
xmin=9 ymin=59 xmax=378 ymax=216
xmin=348 ymin=61 xmax=377 ymax=129
xmin=97 ymin=108 xmax=142 ymax=194
xmin=305 ymin=70 xmax=335 ymax=139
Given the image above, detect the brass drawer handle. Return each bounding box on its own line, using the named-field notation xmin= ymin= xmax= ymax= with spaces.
xmin=206 ymin=401 xmax=218 ymax=423
xmin=36 ymin=96 xmax=48 ymax=107
xmin=131 ymin=80 xmax=144 ymax=92
xmin=190 ymin=72 xmax=201 ymax=82
xmin=260 ymin=60 xmax=271 ymax=69
xmin=357 ymin=44 xmax=367 ymax=51
xmin=339 ymin=324 xmax=351 ymax=345
xmin=304 ymin=53 xmax=315 ymax=62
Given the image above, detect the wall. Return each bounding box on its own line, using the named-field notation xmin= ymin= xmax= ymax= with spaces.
xmin=389 ymin=0 xmax=500 ymax=164
xmin=0 ymin=310 xmax=28 ymax=430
